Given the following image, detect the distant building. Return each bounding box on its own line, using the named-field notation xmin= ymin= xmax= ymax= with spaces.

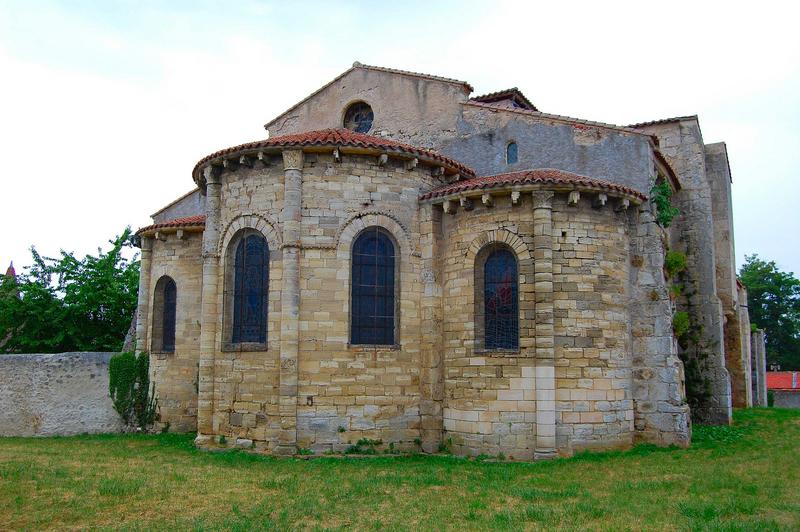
xmin=767 ymin=372 xmax=800 ymax=408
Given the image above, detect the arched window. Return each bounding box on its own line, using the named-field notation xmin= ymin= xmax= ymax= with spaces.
xmin=482 ymin=247 xmax=519 ymax=349
xmin=350 ymin=227 xmax=397 ymax=345
xmin=231 ymin=233 xmax=269 ymax=344
xmin=506 ymin=141 xmax=518 ymax=164
xmin=151 ymin=276 xmax=177 ymax=353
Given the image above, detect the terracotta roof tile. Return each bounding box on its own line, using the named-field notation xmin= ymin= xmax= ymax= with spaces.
xmin=136 ymin=215 xmax=206 ymax=236
xmin=471 ymin=87 xmax=537 ymax=111
xmin=420 ymin=169 xmax=647 ymax=202
xmin=626 ymin=115 xmax=698 ymax=128
xmin=192 ymin=128 xmax=475 ymax=185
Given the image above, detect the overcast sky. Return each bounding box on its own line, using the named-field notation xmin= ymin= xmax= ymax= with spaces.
xmin=1 ymin=0 xmax=798 ymax=277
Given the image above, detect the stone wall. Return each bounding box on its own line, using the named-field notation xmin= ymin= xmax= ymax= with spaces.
xmin=637 ymin=119 xmax=732 ymax=424
xmin=0 ymin=352 xmax=122 ymax=436
xmin=773 ymin=391 xmax=800 ymax=408
xmin=152 ymin=188 xmax=205 ymax=223
xmin=142 ymin=232 xmax=204 ymax=433
xmin=751 ymin=330 xmax=768 ymax=406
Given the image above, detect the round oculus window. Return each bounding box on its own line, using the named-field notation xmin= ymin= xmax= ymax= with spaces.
xmin=343 ymin=102 xmax=374 ymax=133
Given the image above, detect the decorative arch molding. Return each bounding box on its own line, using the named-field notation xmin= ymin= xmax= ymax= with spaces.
xmin=217 ymin=213 xmax=282 ymax=256
xmin=465 ymin=229 xmax=532 ymax=263
xmin=335 ymin=211 xmax=415 ymax=259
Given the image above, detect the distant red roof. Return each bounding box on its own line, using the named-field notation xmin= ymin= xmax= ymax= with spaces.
xmin=4 ymin=262 xmax=15 ymax=279
xmin=419 ymin=169 xmax=647 ymax=202
xmin=136 ymin=215 xmax=206 ymax=236
xmin=192 ymin=128 xmax=475 ymax=186
xmin=767 ymin=372 xmax=799 ymax=391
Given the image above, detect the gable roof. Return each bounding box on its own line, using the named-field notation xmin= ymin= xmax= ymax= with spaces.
xmin=264 ymin=62 xmax=473 ymax=131
xmin=626 ymin=115 xmax=698 ymax=128
xmin=470 ymin=87 xmax=537 ymax=111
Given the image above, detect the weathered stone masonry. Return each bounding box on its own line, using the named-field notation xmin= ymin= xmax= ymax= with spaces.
xmin=134 ymin=63 xmax=751 ymax=458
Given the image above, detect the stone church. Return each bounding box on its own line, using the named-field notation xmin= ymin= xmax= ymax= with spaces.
xmin=134 ymin=63 xmax=754 ymax=459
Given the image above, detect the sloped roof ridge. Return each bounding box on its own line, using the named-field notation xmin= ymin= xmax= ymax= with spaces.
xmin=355 ymin=62 xmax=474 ymax=92
xmin=470 ymin=87 xmax=537 ymax=111
xmin=462 ymin=101 xmax=653 ymax=137
xmin=136 ymin=214 xmax=206 ymax=236
xmin=626 ymin=115 xmax=698 ymax=128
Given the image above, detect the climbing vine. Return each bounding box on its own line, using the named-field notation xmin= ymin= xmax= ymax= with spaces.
xmin=651 ymin=180 xmax=680 ymax=227
xmin=109 ymin=351 xmax=158 ymax=430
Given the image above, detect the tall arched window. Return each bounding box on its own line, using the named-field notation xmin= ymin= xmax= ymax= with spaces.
xmin=350 ymin=227 xmax=397 ymax=345
xmin=231 ymin=233 xmax=269 ymax=344
xmin=482 ymin=247 xmax=519 ymax=349
xmin=506 ymin=141 xmax=518 ymax=164
xmin=151 ymin=276 xmax=177 ymax=353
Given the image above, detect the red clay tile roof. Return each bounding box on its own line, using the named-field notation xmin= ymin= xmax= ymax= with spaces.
xmin=136 ymin=215 xmax=206 ymax=236
xmin=193 ymin=129 xmax=475 ymax=185
xmin=767 ymin=372 xmax=799 ymax=391
xmin=5 ymin=262 xmax=15 ymax=279
xmin=471 ymin=88 xmax=537 ymax=111
xmin=420 ymin=169 xmax=647 ymax=202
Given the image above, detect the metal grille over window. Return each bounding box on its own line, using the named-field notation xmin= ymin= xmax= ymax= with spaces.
xmin=506 ymin=141 xmax=518 ymax=164
xmin=232 ymin=234 xmax=269 ymax=344
xmin=343 ymin=102 xmax=374 ymax=133
xmin=350 ymin=227 xmax=396 ymax=345
xmin=484 ymin=249 xmax=519 ymax=349
xmin=162 ymin=278 xmax=177 ymax=353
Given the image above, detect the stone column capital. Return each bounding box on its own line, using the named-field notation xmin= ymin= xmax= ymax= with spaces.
xmin=203 ymin=165 xmax=222 ymax=186
xmin=282 ymin=149 xmax=304 ymax=171
xmin=140 ymin=236 xmax=154 ymax=253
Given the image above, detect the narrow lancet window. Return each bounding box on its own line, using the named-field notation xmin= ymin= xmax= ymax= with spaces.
xmin=350 ymin=227 xmax=397 ymax=345
xmin=152 ymin=276 xmax=177 ymax=353
xmin=484 ymin=248 xmax=519 ymax=349
xmin=232 ymin=234 xmax=269 ymax=344
xmin=506 ymin=141 xmax=518 ymax=164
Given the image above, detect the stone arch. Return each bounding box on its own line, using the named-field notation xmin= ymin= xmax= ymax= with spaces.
xmin=465 ymin=229 xmax=531 ymax=263
xmin=336 ymin=211 xmax=413 ymax=260
xmin=217 ymin=213 xmax=281 ymax=256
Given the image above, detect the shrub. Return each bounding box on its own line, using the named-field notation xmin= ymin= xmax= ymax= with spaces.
xmin=651 ymin=180 xmax=680 ymax=228
xmin=664 ymin=250 xmax=688 ymax=278
xmin=109 ymin=351 xmax=158 ymax=430
xmin=672 ymin=311 xmax=690 ymax=338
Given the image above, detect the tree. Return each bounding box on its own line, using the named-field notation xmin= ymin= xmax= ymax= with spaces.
xmin=0 ymin=229 xmax=140 ymax=353
xmin=739 ymin=254 xmax=800 ymax=370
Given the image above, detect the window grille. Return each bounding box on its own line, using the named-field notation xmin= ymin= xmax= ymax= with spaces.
xmin=350 ymin=227 xmax=396 ymax=345
xmin=484 ymin=248 xmax=518 ymax=349
xmin=232 ymin=234 xmax=269 ymax=344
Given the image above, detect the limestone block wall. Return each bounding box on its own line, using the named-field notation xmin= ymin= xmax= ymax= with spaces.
xmin=440 ymin=195 xmax=538 ymax=459
xmin=637 ymin=119 xmax=731 ymax=424
xmin=551 ymin=196 xmax=635 ymax=451
xmin=0 ymin=352 xmax=122 ymax=436
xmin=145 ymin=232 xmax=203 ymax=432
xmin=207 ymin=153 xmax=445 ymax=452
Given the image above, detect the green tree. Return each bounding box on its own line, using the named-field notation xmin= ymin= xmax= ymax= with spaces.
xmin=739 ymin=254 xmax=800 ymax=370
xmin=0 ymin=229 xmax=140 ymax=353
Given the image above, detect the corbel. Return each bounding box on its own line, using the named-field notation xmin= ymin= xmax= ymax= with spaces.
xmin=593 ymin=193 xmax=608 ymax=208
xmin=238 ymin=155 xmax=254 ymax=168
xmin=481 ymin=193 xmax=494 ymax=207
xmin=511 ymin=190 xmax=521 ymax=205
xmin=615 ymin=198 xmax=631 ymax=212
xmin=333 ymin=147 xmax=341 ymax=163
xmin=568 ymin=190 xmax=581 ymax=206
xmin=459 ymin=196 xmax=474 ymax=211
xmin=377 ymin=153 xmax=388 ymax=167
xmin=442 ymin=199 xmax=456 ymax=215
xmin=432 ymin=166 xmax=445 ymax=177
xmin=405 ymin=158 xmax=419 ymax=171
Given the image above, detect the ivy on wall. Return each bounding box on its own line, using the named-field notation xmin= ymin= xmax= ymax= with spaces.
xmin=109 ymin=351 xmax=158 ymax=430
xmin=651 ymin=180 xmax=680 ymax=228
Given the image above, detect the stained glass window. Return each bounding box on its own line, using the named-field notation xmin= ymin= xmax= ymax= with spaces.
xmin=343 ymin=102 xmax=374 ymax=133
xmin=162 ymin=278 xmax=176 ymax=353
xmin=232 ymin=234 xmax=269 ymax=344
xmin=484 ymin=248 xmax=518 ymax=349
xmin=351 ymin=227 xmax=396 ymax=345
xmin=507 ymin=142 xmax=518 ymax=164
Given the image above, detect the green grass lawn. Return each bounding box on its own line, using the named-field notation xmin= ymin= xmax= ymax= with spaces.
xmin=1 ymin=409 xmax=798 ymax=530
